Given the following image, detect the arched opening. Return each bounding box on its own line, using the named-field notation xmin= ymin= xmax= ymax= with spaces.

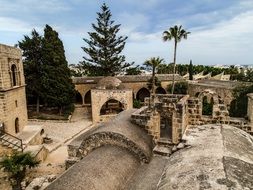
xmin=84 ymin=90 xmax=91 ymax=105
xmin=195 ymin=92 xmax=200 ymax=97
xmin=155 ymin=87 xmax=166 ymax=94
xmin=75 ymin=91 xmax=82 ymax=104
xmin=15 ymin=118 xmax=19 ymax=133
xmin=100 ymin=99 xmax=124 ymax=115
xmin=11 ymin=64 xmax=17 ymax=86
xmin=202 ymin=96 xmax=213 ymax=116
xmin=136 ymin=88 xmax=150 ymax=102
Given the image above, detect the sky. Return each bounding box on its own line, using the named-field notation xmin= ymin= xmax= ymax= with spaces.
xmin=0 ymin=0 xmax=253 ymax=66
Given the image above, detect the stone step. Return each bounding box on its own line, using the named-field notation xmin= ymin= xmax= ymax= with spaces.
xmin=153 ymin=145 xmax=172 ymax=156
xmin=0 ymin=134 xmax=24 ymax=151
xmin=157 ymin=138 xmax=173 ymax=146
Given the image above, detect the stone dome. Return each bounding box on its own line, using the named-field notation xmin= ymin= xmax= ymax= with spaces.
xmin=97 ymin=76 xmax=123 ymax=89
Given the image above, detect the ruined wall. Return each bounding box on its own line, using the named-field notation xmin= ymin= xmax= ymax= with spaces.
xmin=0 ymin=44 xmax=27 ymax=135
xmin=188 ymin=82 xmax=234 ymax=106
xmin=91 ymin=89 xmax=133 ymax=123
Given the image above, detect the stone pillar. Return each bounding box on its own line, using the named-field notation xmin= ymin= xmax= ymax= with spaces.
xmin=247 ymin=93 xmax=253 ymax=122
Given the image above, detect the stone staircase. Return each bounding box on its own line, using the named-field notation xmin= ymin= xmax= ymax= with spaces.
xmin=71 ymin=106 xmax=91 ymax=122
xmin=0 ymin=133 xmax=25 ymax=152
xmin=153 ymin=138 xmax=173 ymax=156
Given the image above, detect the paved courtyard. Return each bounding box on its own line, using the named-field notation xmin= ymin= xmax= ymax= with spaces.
xmin=28 ymin=106 xmax=93 ymax=152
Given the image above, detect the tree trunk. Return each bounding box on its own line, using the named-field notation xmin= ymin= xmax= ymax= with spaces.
xmin=59 ymin=106 xmax=63 ymax=116
xmin=151 ymin=65 xmax=156 ymax=108
xmin=171 ymin=40 xmax=177 ymax=94
xmin=36 ymin=96 xmax=40 ymax=114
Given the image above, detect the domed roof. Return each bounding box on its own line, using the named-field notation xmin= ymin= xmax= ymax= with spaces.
xmin=97 ymin=76 xmax=122 ymax=89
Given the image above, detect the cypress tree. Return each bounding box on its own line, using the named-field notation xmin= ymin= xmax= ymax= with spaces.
xmin=18 ymin=29 xmax=43 ymax=113
xmin=81 ymin=3 xmax=132 ymax=76
xmin=189 ymin=60 xmax=194 ymax=80
xmin=41 ymin=25 xmax=75 ymax=114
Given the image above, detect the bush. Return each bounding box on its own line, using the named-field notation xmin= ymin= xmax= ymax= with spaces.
xmin=133 ymin=99 xmax=142 ymax=108
xmin=229 ymin=84 xmax=253 ymax=117
xmin=168 ymin=81 xmax=188 ymax=94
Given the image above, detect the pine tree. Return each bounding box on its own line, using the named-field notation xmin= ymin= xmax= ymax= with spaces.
xmin=81 ymin=3 xmax=132 ymax=76
xmin=41 ymin=25 xmax=75 ymax=114
xmin=189 ymin=60 xmax=194 ymax=80
xmin=18 ymin=29 xmax=43 ymax=113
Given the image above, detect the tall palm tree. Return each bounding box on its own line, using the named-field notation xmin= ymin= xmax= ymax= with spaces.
xmin=163 ymin=25 xmax=190 ymax=94
xmin=0 ymin=152 xmax=40 ymax=190
xmin=144 ymin=57 xmax=164 ymax=108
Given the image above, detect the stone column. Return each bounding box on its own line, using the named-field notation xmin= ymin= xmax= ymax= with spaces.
xmin=247 ymin=93 xmax=253 ymax=122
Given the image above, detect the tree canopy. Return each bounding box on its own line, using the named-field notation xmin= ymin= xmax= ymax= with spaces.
xmin=81 ymin=3 xmax=132 ymax=76
xmin=0 ymin=152 xmax=39 ymax=190
xmin=163 ymin=25 xmax=190 ymax=93
xmin=18 ymin=29 xmax=43 ymax=113
xmin=19 ymin=25 xmax=75 ymax=114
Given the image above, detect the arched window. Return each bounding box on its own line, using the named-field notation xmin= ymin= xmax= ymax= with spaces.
xmin=11 ymin=64 xmax=17 ymax=86
xmin=100 ymin=99 xmax=124 ymax=115
xmin=15 ymin=118 xmax=19 ymax=133
xmin=136 ymin=88 xmax=150 ymax=102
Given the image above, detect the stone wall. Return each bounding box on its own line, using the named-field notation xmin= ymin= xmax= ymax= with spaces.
xmin=132 ymin=94 xmax=189 ymax=144
xmin=91 ymin=89 xmax=133 ymax=123
xmin=0 ymin=44 xmax=27 ymax=135
xmin=188 ymin=81 xmax=235 ymax=106
xmin=73 ymin=75 xmax=185 ymax=103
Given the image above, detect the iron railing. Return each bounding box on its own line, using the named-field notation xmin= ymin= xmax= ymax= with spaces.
xmin=0 ymin=129 xmax=24 ymax=152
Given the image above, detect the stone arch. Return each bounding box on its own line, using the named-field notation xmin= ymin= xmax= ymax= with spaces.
xmin=136 ymin=87 xmax=150 ymax=102
xmin=91 ymin=89 xmax=132 ymax=122
xmin=198 ymin=89 xmax=229 ymax=118
xmin=100 ymin=99 xmax=124 ymax=115
xmin=75 ymin=91 xmax=82 ymax=104
xmin=77 ymin=132 xmax=150 ymax=163
xmin=11 ymin=64 xmax=18 ymax=86
xmin=84 ymin=90 xmax=91 ymax=105
xmin=198 ymin=89 xmax=219 ymax=105
xmin=155 ymin=87 xmax=166 ymax=94
xmin=15 ymin=118 xmax=19 ymax=133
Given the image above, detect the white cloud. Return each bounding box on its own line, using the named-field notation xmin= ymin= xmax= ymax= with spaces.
xmin=123 ymin=10 xmax=253 ymax=65
xmin=0 ymin=17 xmax=37 ymax=32
xmin=0 ymin=0 xmax=70 ymax=14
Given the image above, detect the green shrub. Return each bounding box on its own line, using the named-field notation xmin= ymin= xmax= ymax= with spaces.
xmin=133 ymin=99 xmax=142 ymax=108
xmin=168 ymin=81 xmax=188 ymax=94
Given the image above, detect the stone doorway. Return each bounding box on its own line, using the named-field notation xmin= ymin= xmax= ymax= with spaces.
xmin=160 ymin=115 xmax=172 ymax=139
xmin=15 ymin=118 xmax=19 ymax=133
xmin=100 ymin=99 xmax=124 ymax=116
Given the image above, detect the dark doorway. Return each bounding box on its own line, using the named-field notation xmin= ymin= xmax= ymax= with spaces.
xmin=100 ymin=99 xmax=124 ymax=115
xmin=136 ymin=88 xmax=150 ymax=102
xmin=84 ymin=90 xmax=91 ymax=104
xmin=15 ymin=118 xmax=19 ymax=133
xmin=202 ymin=96 xmax=213 ymax=116
xmin=155 ymin=87 xmax=166 ymax=94
xmin=160 ymin=115 xmax=172 ymax=139
xmin=75 ymin=91 xmax=82 ymax=104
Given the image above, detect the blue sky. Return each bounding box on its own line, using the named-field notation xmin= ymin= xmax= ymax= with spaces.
xmin=0 ymin=0 xmax=253 ymax=66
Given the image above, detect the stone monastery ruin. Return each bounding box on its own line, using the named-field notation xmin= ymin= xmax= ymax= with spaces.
xmin=0 ymin=43 xmax=253 ymax=189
